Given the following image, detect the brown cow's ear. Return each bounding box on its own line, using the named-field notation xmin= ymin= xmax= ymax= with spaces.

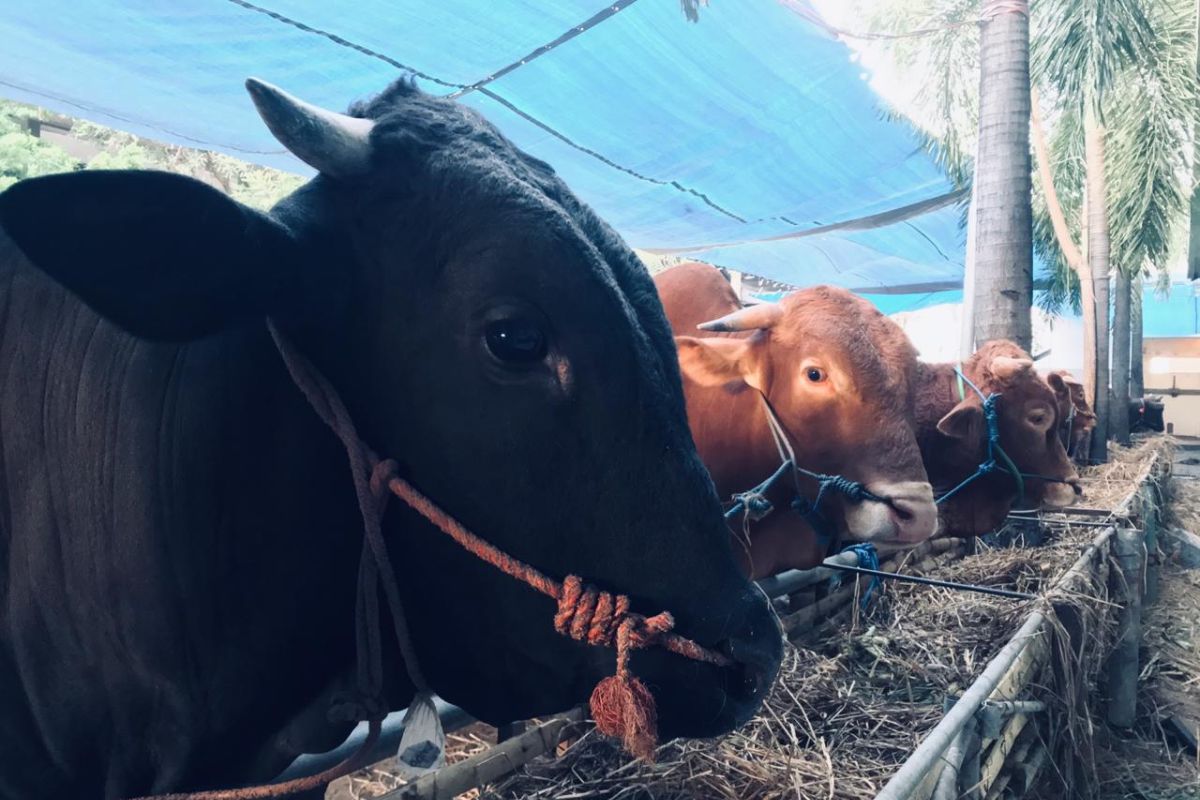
xmin=1045 ymin=371 xmax=1070 ymax=404
xmin=936 ymin=402 xmax=984 ymax=441
xmin=674 ymin=336 xmax=763 ymax=390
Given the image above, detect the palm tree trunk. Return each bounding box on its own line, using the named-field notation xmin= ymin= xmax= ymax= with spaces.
xmin=1131 ymin=280 xmax=1144 ymax=398
xmin=972 ymin=1 xmax=1033 ymax=350
xmin=1188 ymin=0 xmax=1200 ymax=280
xmin=1030 ymin=88 xmax=1095 ymax=402
xmin=1086 ymin=102 xmax=1110 ymax=462
xmin=1111 ymin=269 xmax=1131 ymax=444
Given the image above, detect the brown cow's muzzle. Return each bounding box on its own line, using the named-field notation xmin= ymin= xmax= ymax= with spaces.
xmin=1041 ymin=474 xmax=1082 ymax=508
xmin=842 ymin=481 xmax=938 ymax=546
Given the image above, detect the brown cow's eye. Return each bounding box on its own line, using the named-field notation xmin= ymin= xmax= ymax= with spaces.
xmin=485 ymin=318 xmax=547 ymax=364
xmin=806 ymin=367 xmax=825 ymax=383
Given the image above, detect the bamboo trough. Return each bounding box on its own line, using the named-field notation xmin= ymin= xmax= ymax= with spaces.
xmin=328 ymin=437 xmax=1172 ymax=800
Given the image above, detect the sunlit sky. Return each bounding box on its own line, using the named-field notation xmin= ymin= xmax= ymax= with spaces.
xmin=807 ymin=1 xmax=930 ymax=131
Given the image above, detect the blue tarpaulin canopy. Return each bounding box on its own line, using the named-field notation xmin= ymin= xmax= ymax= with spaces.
xmin=0 ymin=0 xmax=967 ymax=291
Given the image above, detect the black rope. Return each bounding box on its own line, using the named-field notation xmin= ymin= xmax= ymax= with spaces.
xmin=223 ymin=0 xmax=750 ymax=223
xmin=824 ymin=563 xmax=1035 ymax=600
xmin=450 ymin=0 xmax=641 ymax=98
xmin=224 ymin=0 xmax=466 ymax=89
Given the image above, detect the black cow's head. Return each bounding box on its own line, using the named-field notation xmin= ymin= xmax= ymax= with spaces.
xmin=0 ymin=80 xmax=780 ymax=739
xmin=1130 ymin=396 xmax=1166 ymax=433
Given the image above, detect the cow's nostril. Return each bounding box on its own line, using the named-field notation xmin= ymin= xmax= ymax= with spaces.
xmin=889 ymin=500 xmax=916 ymax=522
xmin=717 ymin=634 xmax=778 ymax=702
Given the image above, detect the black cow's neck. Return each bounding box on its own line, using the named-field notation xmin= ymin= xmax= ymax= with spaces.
xmin=0 ymin=241 xmax=407 ymax=796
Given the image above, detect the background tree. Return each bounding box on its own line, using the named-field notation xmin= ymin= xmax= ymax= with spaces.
xmin=0 ymin=100 xmax=302 ymax=210
xmin=842 ymin=0 xmax=1193 ymax=460
xmin=972 ymin=1 xmax=1033 ymax=351
xmin=0 ymin=101 xmax=79 ymax=191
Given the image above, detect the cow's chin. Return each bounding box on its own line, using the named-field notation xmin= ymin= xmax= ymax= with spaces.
xmin=1040 ymin=482 xmax=1079 ymax=509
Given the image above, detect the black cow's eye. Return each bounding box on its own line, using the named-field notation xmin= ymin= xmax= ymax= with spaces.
xmin=485 ymin=318 xmax=548 ymax=363
xmin=806 ymin=367 xmax=825 ymax=383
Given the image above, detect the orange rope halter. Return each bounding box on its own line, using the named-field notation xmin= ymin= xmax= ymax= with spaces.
xmin=261 ymin=322 xmax=731 ymax=764
xmin=267 ymin=324 xmax=731 ymax=757
xmin=378 ymin=460 xmax=731 ymax=758
xmin=128 ymin=323 xmax=732 ymax=800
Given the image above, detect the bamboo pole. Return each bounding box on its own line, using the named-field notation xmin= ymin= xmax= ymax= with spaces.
xmin=383 ymin=709 xmax=585 ymax=800
xmin=1105 ymin=527 xmax=1144 ymax=728
xmin=978 ymin=711 xmax=1029 ymax=795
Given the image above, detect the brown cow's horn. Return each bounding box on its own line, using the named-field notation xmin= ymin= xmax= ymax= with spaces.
xmin=246 ymin=78 xmax=374 ymax=178
xmin=990 ymin=355 xmax=1034 ymax=381
xmin=697 ymin=303 xmax=784 ymax=333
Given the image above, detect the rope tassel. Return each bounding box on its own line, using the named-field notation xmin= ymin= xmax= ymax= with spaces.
xmin=554 ymin=575 xmax=679 ymax=760
xmin=590 ymin=671 xmax=658 ymax=761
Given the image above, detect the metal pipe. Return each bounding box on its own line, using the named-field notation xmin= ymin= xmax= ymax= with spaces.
xmin=874 ymin=527 xmax=1114 ymax=800
xmin=273 ymin=699 xmax=473 ymax=782
xmin=755 ymin=550 xmax=860 ymax=597
xmin=823 ymin=563 xmax=1035 ymax=601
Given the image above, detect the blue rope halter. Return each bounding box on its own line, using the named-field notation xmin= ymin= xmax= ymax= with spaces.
xmin=725 ymin=394 xmax=892 ymax=556
xmin=935 ymin=367 xmax=1077 ymax=507
xmin=836 ymin=542 xmax=882 ymax=609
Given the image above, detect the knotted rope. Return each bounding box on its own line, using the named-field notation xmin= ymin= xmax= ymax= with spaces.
xmin=381 ymin=466 xmax=731 ymax=760
xmin=838 ymin=542 xmax=883 ymax=609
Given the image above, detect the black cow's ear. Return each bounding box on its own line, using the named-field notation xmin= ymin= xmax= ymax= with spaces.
xmin=0 ymin=170 xmax=304 ymax=342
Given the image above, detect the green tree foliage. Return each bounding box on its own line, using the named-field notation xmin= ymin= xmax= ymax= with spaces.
xmin=842 ymin=0 xmax=1195 ymax=312
xmin=0 ymin=101 xmax=79 ymax=191
xmin=0 ymin=100 xmax=302 ymax=209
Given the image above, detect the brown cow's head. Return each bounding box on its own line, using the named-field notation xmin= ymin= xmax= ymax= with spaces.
xmin=674 ymin=286 xmax=937 ymax=548
xmin=1047 ymin=369 xmax=1096 ymax=462
xmin=937 ymin=343 xmax=1080 ymax=513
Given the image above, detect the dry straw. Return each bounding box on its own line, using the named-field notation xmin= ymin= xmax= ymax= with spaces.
xmin=340 ymin=437 xmax=1181 ymax=800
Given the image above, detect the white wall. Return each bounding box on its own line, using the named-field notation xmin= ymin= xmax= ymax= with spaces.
xmin=889 ymin=302 xmax=1085 ymax=378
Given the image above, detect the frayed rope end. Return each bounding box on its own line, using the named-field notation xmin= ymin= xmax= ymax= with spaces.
xmin=589 ymin=673 xmax=658 ymax=761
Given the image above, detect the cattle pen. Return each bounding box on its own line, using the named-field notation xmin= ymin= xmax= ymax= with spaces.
xmin=318 ymin=435 xmax=1194 ymax=800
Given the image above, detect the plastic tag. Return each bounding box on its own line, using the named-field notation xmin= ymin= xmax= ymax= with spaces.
xmin=395 ymin=692 xmax=446 ymax=779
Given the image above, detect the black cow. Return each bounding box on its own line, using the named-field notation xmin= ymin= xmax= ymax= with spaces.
xmin=1129 ymin=396 xmax=1166 ymax=433
xmin=0 ymin=79 xmax=781 ymax=799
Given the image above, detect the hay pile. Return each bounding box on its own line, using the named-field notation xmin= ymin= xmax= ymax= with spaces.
xmin=331 ymin=438 xmax=1168 ymax=800
xmin=1078 ymin=436 xmax=1168 ymax=511
xmin=476 ymin=529 xmax=1116 ymax=799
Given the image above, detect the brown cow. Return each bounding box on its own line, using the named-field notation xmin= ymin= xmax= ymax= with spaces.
xmin=916 ymin=341 xmax=1081 ymax=536
xmin=1047 ymin=369 xmax=1096 ymax=464
xmin=655 ymin=262 xmax=937 ymax=578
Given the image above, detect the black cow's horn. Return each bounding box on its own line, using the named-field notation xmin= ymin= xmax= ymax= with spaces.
xmin=245 ymin=78 xmax=374 ymax=178
xmin=697 ymin=303 xmax=784 ymax=333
